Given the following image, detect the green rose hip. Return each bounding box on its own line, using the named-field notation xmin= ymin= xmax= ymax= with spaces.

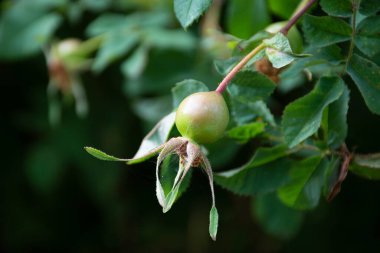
xmin=175 ymin=91 xmax=229 ymax=144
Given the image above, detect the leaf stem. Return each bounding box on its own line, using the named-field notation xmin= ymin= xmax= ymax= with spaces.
xmin=344 ymin=0 xmax=360 ymax=72
xmin=215 ymin=43 xmax=265 ymax=93
xmin=215 ymin=0 xmax=317 ymax=94
xmin=280 ymin=0 xmax=317 ymax=35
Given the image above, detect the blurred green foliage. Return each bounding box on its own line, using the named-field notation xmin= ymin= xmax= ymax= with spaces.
xmin=1 ymin=0 xmax=380 ymax=252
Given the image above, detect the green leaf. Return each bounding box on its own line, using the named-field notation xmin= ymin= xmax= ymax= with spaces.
xmin=214 ymin=57 xmax=240 ymax=76
xmin=129 ymin=112 xmax=177 ymax=164
xmin=85 ymin=113 xmax=176 ymax=164
xmin=355 ymin=16 xmax=380 ymax=57
xmin=277 ymin=156 xmax=324 ymax=210
xmin=263 ymin=33 xmax=310 ymax=68
xmin=228 ymin=71 xmax=276 ymax=104
xmin=160 ymin=155 xmax=192 ymax=196
xmin=84 ymin=147 xmax=129 ymax=161
xmin=253 ymin=193 xmax=304 ymax=240
xmin=320 ymin=0 xmax=352 ymax=17
xmin=359 ymin=0 xmax=380 ymax=16
xmin=171 ymin=79 xmax=209 ymax=108
xmin=121 ymin=44 xmax=149 ymax=80
xmin=323 ymin=156 xmax=341 ymax=197
xmin=347 ymin=54 xmax=380 ymax=115
xmin=0 ymin=12 xmax=62 ymax=59
xmin=174 ymin=0 xmax=212 ymax=29
xmin=268 ymin=0 xmax=299 ymax=19
xmin=93 ymin=32 xmax=139 ymax=73
xmin=282 ymin=76 xmax=345 ymax=148
xmin=327 ymin=86 xmax=350 ymax=148
xmin=302 ymin=15 xmax=352 ymax=48
xmin=227 ymin=0 xmax=270 ymax=39
xmin=231 ymin=99 xmax=276 ymax=126
xmin=227 ymin=122 xmax=265 ymax=143
xmin=163 ymin=184 xmax=181 ymax=213
xmin=86 ymin=14 xmax=127 ymax=36
xmin=143 ymin=29 xmax=196 ymax=50
xmin=215 ymin=149 xmax=291 ymax=196
xmin=209 ymin=206 xmax=219 ymax=241
xmin=248 ymin=145 xmax=289 ymax=167
xmin=350 ymin=153 xmax=380 ymax=180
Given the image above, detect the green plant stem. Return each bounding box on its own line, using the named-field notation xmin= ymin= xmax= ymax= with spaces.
xmin=215 ymin=43 xmax=265 ymax=93
xmin=344 ymin=0 xmax=360 ymax=72
xmin=215 ymin=0 xmax=317 ymax=94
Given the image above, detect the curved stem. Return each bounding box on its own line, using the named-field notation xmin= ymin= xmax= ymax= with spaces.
xmin=280 ymin=0 xmax=317 ymax=35
xmin=215 ymin=43 xmax=265 ymax=93
xmin=215 ymin=0 xmax=317 ymax=94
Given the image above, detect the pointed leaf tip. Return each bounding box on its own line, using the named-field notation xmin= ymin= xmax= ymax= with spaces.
xmin=209 ymin=206 xmax=219 ymax=241
xmin=84 ymin=147 xmax=128 ymax=161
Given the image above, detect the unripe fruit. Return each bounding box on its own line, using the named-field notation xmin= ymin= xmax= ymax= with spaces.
xmin=56 ymin=39 xmax=81 ymax=58
xmin=175 ymin=91 xmax=229 ymax=144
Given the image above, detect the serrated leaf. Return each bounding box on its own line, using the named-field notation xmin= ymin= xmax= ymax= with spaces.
xmin=214 ymin=57 xmax=240 ymax=76
xmin=359 ymin=0 xmax=380 ymax=16
xmin=253 ymin=193 xmax=304 ymax=240
xmin=263 ymin=33 xmax=309 ymax=68
xmin=350 ymin=153 xmax=380 ymax=180
xmin=248 ymin=145 xmax=289 ymax=167
xmin=93 ymin=32 xmax=139 ymax=73
xmin=227 ymin=122 xmax=265 ymax=143
xmin=277 ymin=156 xmax=324 ymax=210
xmin=282 ymin=76 xmax=345 ymax=148
xmin=355 ymin=16 xmax=380 ymax=57
xmin=302 ymin=15 xmax=352 ymax=48
xmin=228 ymin=71 xmax=276 ymax=104
xmin=209 ymin=206 xmax=219 ymax=241
xmin=171 ymin=80 xmax=209 ymax=108
xmin=215 ymin=155 xmax=292 ymax=196
xmin=130 ymin=112 xmax=177 ymax=164
xmin=347 ymin=54 xmax=380 ymax=115
xmin=320 ymin=0 xmax=352 ymax=17
xmin=174 ymin=0 xmax=212 ymax=28
xmin=327 ymin=86 xmax=350 ymax=148
xmin=231 ymin=99 xmax=276 ymax=126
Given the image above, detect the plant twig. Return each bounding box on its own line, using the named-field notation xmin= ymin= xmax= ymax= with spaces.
xmin=280 ymin=0 xmax=317 ymax=35
xmin=215 ymin=0 xmax=317 ymax=93
xmin=344 ymin=0 xmax=361 ymax=72
xmin=215 ymin=43 xmax=265 ymax=93
xmin=327 ymin=144 xmax=353 ymax=202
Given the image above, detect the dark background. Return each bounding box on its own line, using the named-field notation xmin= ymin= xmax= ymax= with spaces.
xmin=1 ymin=0 xmax=380 ymax=252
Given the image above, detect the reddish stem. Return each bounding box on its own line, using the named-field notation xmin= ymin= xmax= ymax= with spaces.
xmin=215 ymin=0 xmax=317 ymax=94
xmin=280 ymin=0 xmax=317 ymax=35
xmin=215 ymin=43 xmax=265 ymax=94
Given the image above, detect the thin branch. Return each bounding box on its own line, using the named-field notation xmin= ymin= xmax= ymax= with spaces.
xmin=215 ymin=43 xmax=265 ymax=93
xmin=280 ymin=0 xmax=317 ymax=35
xmin=344 ymin=0 xmax=361 ymax=72
xmin=215 ymin=0 xmax=317 ymax=94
